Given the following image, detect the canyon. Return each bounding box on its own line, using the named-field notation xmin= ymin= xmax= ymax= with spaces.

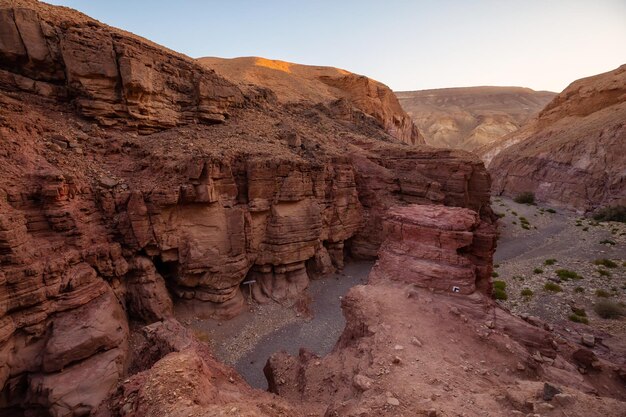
xmin=0 ymin=1 xmax=624 ymax=416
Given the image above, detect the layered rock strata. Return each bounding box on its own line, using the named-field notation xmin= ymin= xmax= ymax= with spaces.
xmin=265 ymin=205 xmax=626 ymax=416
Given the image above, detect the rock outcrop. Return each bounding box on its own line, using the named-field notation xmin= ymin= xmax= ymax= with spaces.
xmin=199 ymin=56 xmax=423 ymax=145
xmin=488 ymin=65 xmax=626 ymax=211
xmin=396 ymin=87 xmax=555 ymax=151
xmin=265 ymin=205 xmax=626 ymax=416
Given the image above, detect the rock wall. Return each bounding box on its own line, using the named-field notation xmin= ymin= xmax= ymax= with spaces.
xmin=265 ymin=205 xmax=626 ymax=416
xmin=488 ymin=64 xmax=626 ymax=211
xmin=0 ymin=0 xmax=243 ymax=131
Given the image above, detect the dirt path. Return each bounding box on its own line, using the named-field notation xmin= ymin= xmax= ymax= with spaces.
xmin=177 ymin=261 xmax=373 ymax=389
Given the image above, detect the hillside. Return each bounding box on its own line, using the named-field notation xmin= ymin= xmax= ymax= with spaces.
xmin=489 ymin=65 xmax=626 ymax=211
xmin=396 ymin=86 xmax=555 ymax=151
xmin=199 ymin=56 xmax=422 ymax=145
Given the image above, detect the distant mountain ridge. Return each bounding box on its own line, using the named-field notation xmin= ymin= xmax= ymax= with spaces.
xmin=396 ymin=86 xmax=555 ymax=151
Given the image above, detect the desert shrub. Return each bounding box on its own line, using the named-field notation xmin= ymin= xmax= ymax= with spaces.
xmin=593 ymin=206 xmax=626 ymax=223
xmin=594 ymin=259 xmax=617 ymax=268
xmin=574 ymin=286 xmax=585 ymax=293
xmin=544 ymin=282 xmax=562 ymax=292
xmin=514 ymin=192 xmax=535 ymax=205
xmin=544 ymin=259 xmax=557 ymax=266
xmin=493 ymin=288 xmax=508 ymax=300
xmin=521 ymin=288 xmax=533 ymax=297
xmin=555 ymin=269 xmax=581 ymax=280
xmin=512 ymin=221 xmax=517 ymax=225
xmin=533 ymin=268 xmax=543 ymax=274
xmin=568 ymin=314 xmax=589 ymax=324
xmin=582 ymin=227 xmax=589 ymax=231
xmin=597 ymin=269 xmax=611 ymax=277
xmin=595 ymin=289 xmax=610 ymax=298
xmin=546 ymin=208 xmax=556 ymax=213
xmin=521 ymin=224 xmax=530 ymax=230
xmin=494 ymin=263 xmax=500 ymax=268
xmin=492 ymin=271 xmax=499 ymax=278
xmin=493 ymin=280 xmax=507 ymax=290
xmin=593 ymin=300 xmax=625 ymax=319
xmin=496 ymin=212 xmax=505 ymax=218
xmin=600 ymin=239 xmax=616 ymax=245
xmin=571 ymin=306 xmax=586 ymax=316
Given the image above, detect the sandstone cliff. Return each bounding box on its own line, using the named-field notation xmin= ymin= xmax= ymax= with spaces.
xmin=199 ymin=56 xmax=423 ymax=145
xmin=396 ymin=86 xmax=555 ymax=151
xmin=265 ymin=205 xmax=626 ymax=416
xmin=488 ymin=65 xmax=626 ymax=211
xmin=0 ymin=1 xmax=493 ymax=415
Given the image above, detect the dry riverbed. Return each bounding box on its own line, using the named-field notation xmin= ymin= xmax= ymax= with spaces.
xmin=493 ymin=196 xmax=626 ymax=360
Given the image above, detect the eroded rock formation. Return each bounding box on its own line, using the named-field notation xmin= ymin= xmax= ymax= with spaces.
xmin=265 ymin=205 xmax=626 ymax=416
xmin=488 ymin=65 xmax=626 ymax=211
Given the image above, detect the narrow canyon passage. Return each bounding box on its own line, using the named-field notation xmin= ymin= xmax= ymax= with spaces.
xmin=176 ymin=261 xmax=374 ymax=388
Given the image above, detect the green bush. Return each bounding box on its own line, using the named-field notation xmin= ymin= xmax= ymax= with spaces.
xmin=595 ymin=289 xmax=610 ymax=298
xmin=493 ymin=288 xmax=508 ymax=300
xmin=533 ymin=268 xmax=543 ymax=274
xmin=594 ymin=259 xmax=617 ymax=268
xmin=514 ymin=192 xmax=535 ymax=205
xmin=544 ymin=282 xmax=562 ymax=292
xmin=593 ymin=206 xmax=626 ymax=223
xmin=600 ymin=239 xmax=616 ymax=245
xmin=496 ymin=212 xmax=505 ymax=218
xmin=555 ymin=269 xmax=581 ymax=280
xmin=593 ymin=300 xmax=625 ymax=319
xmin=521 ymin=224 xmax=530 ymax=230
xmin=597 ymin=269 xmax=611 ymax=277
xmin=493 ymin=280 xmax=507 ymax=290
xmin=544 ymin=259 xmax=557 ymax=266
xmin=521 ymin=288 xmax=534 ymax=297
xmin=569 ymin=314 xmax=589 ymax=324
xmin=574 ymin=286 xmax=585 ymax=293
xmin=571 ymin=306 xmax=586 ymax=316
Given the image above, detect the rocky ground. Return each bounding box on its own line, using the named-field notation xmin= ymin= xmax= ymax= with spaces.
xmin=493 ymin=196 xmax=626 ymax=361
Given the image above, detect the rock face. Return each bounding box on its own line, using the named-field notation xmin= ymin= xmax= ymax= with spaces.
xmin=488 ymin=65 xmax=626 ymax=211
xmin=0 ymin=0 xmax=242 ymax=131
xmin=199 ymin=56 xmax=423 ymax=145
xmin=396 ymin=87 xmax=555 ymax=151
xmin=0 ymin=1 xmax=496 ymax=415
xmin=265 ymin=205 xmax=626 ymax=416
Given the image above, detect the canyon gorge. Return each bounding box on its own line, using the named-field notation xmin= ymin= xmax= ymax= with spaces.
xmin=0 ymin=1 xmax=625 ymax=416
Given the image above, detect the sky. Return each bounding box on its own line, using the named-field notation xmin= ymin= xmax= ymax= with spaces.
xmin=45 ymin=0 xmax=626 ymax=93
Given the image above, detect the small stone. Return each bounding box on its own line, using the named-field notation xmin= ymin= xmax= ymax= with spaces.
xmin=516 ymin=362 xmax=526 ymax=371
xmin=352 ymin=374 xmax=373 ymax=391
xmin=392 ymin=356 xmax=402 ymax=364
xmin=394 ymin=345 xmax=404 ymax=351
xmin=553 ymin=393 xmax=575 ymax=405
xmin=99 ymin=176 xmax=118 ymax=188
xmin=450 ymin=306 xmax=460 ymax=315
xmin=386 ymin=397 xmax=400 ymax=406
xmin=542 ymin=383 xmax=561 ymax=401
xmin=410 ymin=337 xmax=422 ymax=347
xmin=485 ymin=320 xmax=495 ymax=329
xmin=427 ymin=408 xmax=438 ymax=417
xmin=534 ymin=402 xmax=555 ymax=413
xmin=581 ymin=334 xmax=595 ymax=348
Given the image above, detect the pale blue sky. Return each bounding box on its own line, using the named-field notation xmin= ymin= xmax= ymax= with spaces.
xmin=45 ymin=0 xmax=626 ymax=92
